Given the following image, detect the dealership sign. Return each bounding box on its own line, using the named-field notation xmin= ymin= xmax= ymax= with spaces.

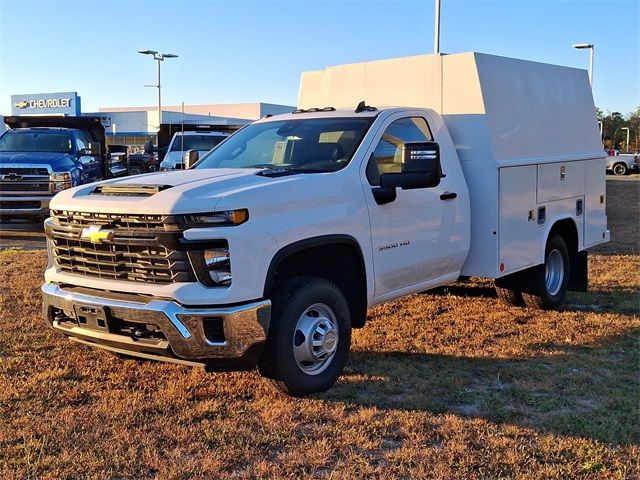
xmin=10 ymin=92 xmax=81 ymax=116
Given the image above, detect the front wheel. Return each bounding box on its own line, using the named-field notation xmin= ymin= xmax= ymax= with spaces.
xmin=258 ymin=277 xmax=351 ymax=396
xmin=612 ymin=163 xmax=627 ymax=176
xmin=522 ymin=234 xmax=570 ymax=310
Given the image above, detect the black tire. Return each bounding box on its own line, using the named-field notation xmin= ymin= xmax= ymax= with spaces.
xmin=612 ymin=163 xmax=627 ymax=176
xmin=522 ymin=234 xmax=570 ymax=310
xmin=258 ymin=277 xmax=351 ymax=396
xmin=128 ymin=165 xmax=144 ymax=176
xmin=495 ymin=286 xmax=525 ymax=306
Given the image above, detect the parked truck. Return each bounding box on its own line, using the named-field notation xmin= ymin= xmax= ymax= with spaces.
xmin=41 ymin=52 xmax=608 ymax=396
xmin=0 ymin=116 xmax=127 ymax=219
xmin=159 ymin=130 xmax=230 ymax=171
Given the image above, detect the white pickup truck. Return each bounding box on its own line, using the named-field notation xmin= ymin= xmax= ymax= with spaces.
xmin=42 ymin=52 xmax=608 ymax=395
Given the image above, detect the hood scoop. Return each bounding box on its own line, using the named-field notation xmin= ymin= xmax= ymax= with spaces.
xmin=92 ymin=184 xmax=173 ymax=196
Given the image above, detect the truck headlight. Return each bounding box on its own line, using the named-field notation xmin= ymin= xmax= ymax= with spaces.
xmin=50 ymin=172 xmax=73 ymax=193
xmin=203 ymin=247 xmax=232 ymax=285
xmin=184 ymin=209 xmax=248 ymax=227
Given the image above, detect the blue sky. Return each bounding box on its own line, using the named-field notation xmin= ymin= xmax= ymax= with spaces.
xmin=0 ymin=0 xmax=638 ymax=116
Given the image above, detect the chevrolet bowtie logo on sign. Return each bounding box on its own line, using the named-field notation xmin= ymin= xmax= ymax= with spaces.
xmin=80 ymin=225 xmax=114 ymax=244
xmin=14 ymin=101 xmax=29 ymax=109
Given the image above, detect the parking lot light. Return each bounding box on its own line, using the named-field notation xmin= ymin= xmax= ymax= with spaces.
xmin=138 ymin=50 xmax=179 ymax=129
xmin=572 ymin=43 xmax=594 ymax=87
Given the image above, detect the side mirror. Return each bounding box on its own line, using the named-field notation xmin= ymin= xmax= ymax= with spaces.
xmin=183 ymin=149 xmax=199 ymax=169
xmin=380 ymin=142 xmax=441 ymax=190
xmin=80 ymin=142 xmax=101 ymax=157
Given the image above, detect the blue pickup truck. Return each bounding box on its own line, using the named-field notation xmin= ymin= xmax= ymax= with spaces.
xmin=0 ymin=116 xmax=127 ymax=219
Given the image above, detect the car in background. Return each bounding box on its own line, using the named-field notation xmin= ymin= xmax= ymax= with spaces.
xmin=159 ymin=131 xmax=229 ymax=170
xmin=606 ymin=151 xmax=640 ymax=176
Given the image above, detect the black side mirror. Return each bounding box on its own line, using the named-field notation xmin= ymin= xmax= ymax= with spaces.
xmin=80 ymin=142 xmax=101 ymax=157
xmin=183 ymin=149 xmax=199 ymax=169
xmin=380 ymin=142 xmax=441 ymax=190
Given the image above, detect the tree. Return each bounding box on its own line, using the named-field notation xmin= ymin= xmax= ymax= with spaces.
xmin=597 ymin=107 xmax=640 ymax=152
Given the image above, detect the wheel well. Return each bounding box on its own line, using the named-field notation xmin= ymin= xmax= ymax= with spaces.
xmin=496 ymin=218 xmax=587 ymax=294
xmin=549 ymin=218 xmax=578 ymax=253
xmin=264 ymin=240 xmax=368 ymax=328
xmin=549 ymin=218 xmax=587 ymax=292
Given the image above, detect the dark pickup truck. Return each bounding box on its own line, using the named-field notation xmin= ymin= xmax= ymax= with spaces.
xmin=109 ymin=142 xmax=160 ymax=176
xmin=0 ymin=116 xmax=127 ymax=218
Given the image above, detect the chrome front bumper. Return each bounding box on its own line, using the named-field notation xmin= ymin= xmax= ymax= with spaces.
xmin=42 ymin=283 xmax=271 ymax=367
xmin=0 ymin=195 xmax=51 ymax=216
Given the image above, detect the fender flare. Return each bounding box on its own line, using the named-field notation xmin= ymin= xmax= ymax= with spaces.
xmin=262 ymin=234 xmax=366 ymax=298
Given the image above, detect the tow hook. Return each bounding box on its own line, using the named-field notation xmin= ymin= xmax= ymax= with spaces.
xmin=131 ymin=327 xmax=154 ymax=340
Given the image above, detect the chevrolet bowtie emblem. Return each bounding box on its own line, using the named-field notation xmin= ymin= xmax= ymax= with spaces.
xmin=1 ymin=173 xmax=22 ymax=181
xmin=14 ymin=101 xmax=29 ymax=109
xmin=80 ymin=225 xmax=114 ymax=244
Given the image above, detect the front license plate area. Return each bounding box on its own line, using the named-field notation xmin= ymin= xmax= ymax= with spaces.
xmin=73 ymin=303 xmax=110 ymax=332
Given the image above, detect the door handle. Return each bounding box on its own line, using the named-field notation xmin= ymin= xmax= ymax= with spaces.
xmin=440 ymin=191 xmax=457 ymax=200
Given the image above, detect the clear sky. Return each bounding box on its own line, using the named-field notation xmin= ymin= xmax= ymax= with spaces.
xmin=0 ymin=0 xmax=638 ymax=116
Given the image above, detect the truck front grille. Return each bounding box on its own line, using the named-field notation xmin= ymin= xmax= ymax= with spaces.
xmin=47 ymin=210 xmax=195 ymax=284
xmin=0 ymin=166 xmax=51 ymax=194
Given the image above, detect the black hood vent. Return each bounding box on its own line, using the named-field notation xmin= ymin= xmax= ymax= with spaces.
xmin=91 ymin=184 xmax=173 ymax=196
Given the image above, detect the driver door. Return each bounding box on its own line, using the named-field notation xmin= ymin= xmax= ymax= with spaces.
xmin=76 ymin=132 xmax=101 ymax=181
xmin=363 ymin=114 xmax=463 ymax=298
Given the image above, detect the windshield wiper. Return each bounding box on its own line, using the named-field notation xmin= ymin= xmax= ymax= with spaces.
xmin=255 ymin=166 xmax=329 ymax=177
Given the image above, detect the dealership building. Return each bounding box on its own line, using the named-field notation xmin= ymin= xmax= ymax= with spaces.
xmin=4 ymin=91 xmax=294 ymax=147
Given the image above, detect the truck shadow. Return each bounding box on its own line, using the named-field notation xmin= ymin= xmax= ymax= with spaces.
xmin=323 ymin=329 xmax=639 ymax=446
xmin=424 ymin=283 xmax=639 ymax=316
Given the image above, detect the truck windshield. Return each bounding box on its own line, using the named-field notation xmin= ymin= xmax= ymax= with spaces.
xmin=0 ymin=131 xmax=73 ymax=153
xmin=195 ymin=117 xmax=373 ymax=172
xmin=170 ymin=135 xmax=226 ymax=152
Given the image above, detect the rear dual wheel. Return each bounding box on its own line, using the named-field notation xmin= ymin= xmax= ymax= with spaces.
xmin=495 ymin=234 xmax=570 ymax=310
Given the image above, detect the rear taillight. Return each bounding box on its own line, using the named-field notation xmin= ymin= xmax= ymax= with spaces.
xmin=149 ymin=153 xmax=157 ymax=165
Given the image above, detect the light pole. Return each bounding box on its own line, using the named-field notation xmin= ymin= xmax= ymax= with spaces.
xmin=138 ymin=50 xmax=178 ymax=130
xmin=434 ymin=0 xmax=441 ymax=53
xmin=572 ymin=43 xmax=594 ymax=87
xmin=620 ymin=127 xmax=630 ymax=152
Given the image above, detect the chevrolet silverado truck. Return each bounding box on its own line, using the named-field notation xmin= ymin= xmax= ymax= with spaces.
xmin=0 ymin=116 xmax=127 ymax=219
xmin=41 ymin=53 xmax=609 ymax=395
xmin=605 ymin=152 xmax=639 ymax=176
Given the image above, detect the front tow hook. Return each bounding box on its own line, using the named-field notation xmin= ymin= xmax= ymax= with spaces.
xmin=131 ymin=327 xmax=155 ymax=340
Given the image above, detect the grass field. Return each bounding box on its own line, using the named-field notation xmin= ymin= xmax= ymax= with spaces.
xmin=0 ymin=181 xmax=638 ymax=479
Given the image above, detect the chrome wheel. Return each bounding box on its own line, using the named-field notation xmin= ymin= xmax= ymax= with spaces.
xmin=293 ymin=303 xmax=339 ymax=375
xmin=613 ymin=163 xmax=627 ymax=176
xmin=545 ymin=249 xmax=565 ymax=296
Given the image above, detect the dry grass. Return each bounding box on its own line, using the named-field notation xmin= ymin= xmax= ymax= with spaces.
xmin=0 ymin=250 xmax=638 ymax=479
xmin=0 ymin=180 xmax=638 ymax=479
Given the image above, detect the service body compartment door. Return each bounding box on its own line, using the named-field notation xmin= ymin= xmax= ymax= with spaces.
xmin=583 ymin=158 xmax=608 ymax=247
xmin=498 ymin=166 xmax=541 ymax=274
xmin=537 ymin=161 xmax=585 ymax=203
